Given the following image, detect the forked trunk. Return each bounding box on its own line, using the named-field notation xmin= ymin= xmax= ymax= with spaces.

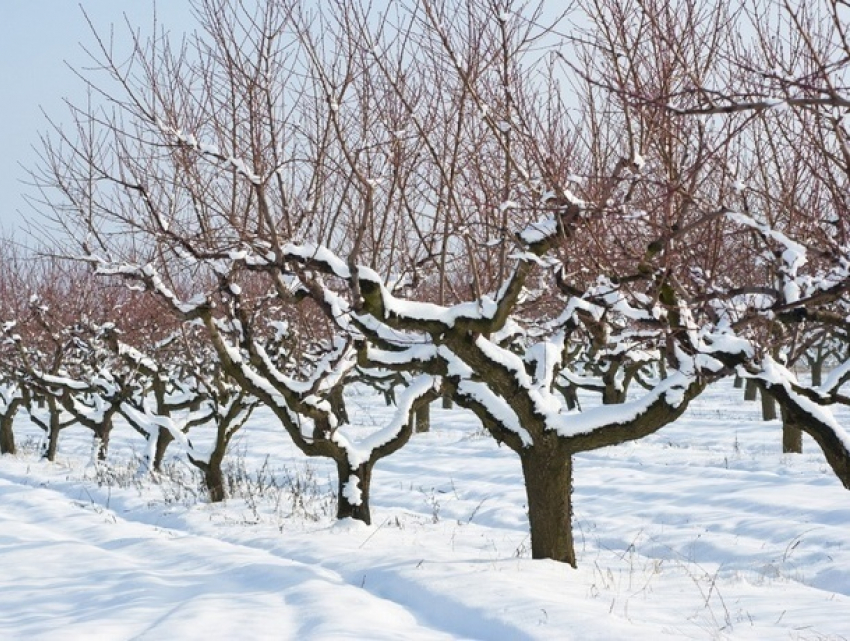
xmin=520 ymin=449 xmax=576 ymax=567
xmin=335 ymin=459 xmax=374 ymax=524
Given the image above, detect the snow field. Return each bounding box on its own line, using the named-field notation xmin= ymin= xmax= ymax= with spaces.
xmin=0 ymin=378 xmax=848 ymax=640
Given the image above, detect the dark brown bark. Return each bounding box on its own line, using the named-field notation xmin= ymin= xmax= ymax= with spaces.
xmin=744 ymin=378 xmax=758 ymax=401
xmin=335 ymin=459 xmax=373 ymax=524
xmin=520 ymin=448 xmax=575 ymax=566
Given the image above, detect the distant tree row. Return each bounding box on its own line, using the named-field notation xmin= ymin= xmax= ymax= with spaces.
xmin=2 ymin=0 xmax=849 ymax=567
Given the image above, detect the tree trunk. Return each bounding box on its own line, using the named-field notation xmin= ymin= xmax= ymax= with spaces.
xmin=760 ymin=388 xmax=777 ymax=421
xmin=442 ymin=395 xmax=453 ymax=409
xmin=810 ymin=359 xmax=823 ymax=387
xmin=602 ymin=387 xmax=626 ymax=404
xmin=415 ymin=402 xmax=430 ymax=433
xmin=153 ymin=427 xmax=174 ymax=471
xmin=95 ymin=422 xmax=113 ymax=461
xmin=335 ymin=459 xmax=374 ymax=524
xmin=780 ymin=404 xmax=803 ymax=454
xmin=43 ymin=422 xmax=60 ymax=462
xmin=520 ymin=449 xmax=576 ymax=567
xmin=205 ymin=458 xmax=226 ymax=503
xmin=561 ymin=384 xmax=580 ymax=411
xmin=0 ymin=413 xmax=16 ymax=455
xmin=733 ymin=375 xmax=743 ymax=389
xmin=744 ymin=378 xmax=758 ymax=401
xmin=329 ymin=385 xmax=349 ymax=424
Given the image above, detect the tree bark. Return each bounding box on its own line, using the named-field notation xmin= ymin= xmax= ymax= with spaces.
xmin=153 ymin=427 xmax=174 ymax=471
xmin=760 ymin=387 xmax=777 ymax=421
xmin=810 ymin=359 xmax=823 ymax=387
xmin=768 ymin=384 xmax=850 ymax=488
xmin=329 ymin=385 xmax=349 ymax=424
xmin=335 ymin=459 xmax=374 ymax=524
xmin=415 ymin=402 xmax=430 ymax=433
xmin=43 ymin=422 xmax=60 ymax=462
xmin=780 ymin=404 xmax=803 ymax=454
xmin=733 ymin=375 xmax=743 ymax=389
xmin=0 ymin=413 xmax=16 ymax=455
xmin=205 ymin=458 xmax=226 ymax=503
xmin=442 ymin=395 xmax=453 ymax=409
xmin=744 ymin=378 xmax=758 ymax=401
xmin=520 ymin=449 xmax=576 ymax=567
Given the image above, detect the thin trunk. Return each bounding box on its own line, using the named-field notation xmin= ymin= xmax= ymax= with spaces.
xmin=335 ymin=458 xmax=373 ymax=524
xmin=44 ymin=421 xmax=60 ymax=462
xmin=733 ymin=375 xmax=743 ymax=389
xmin=520 ymin=449 xmax=576 ymax=567
xmin=810 ymin=359 xmax=823 ymax=387
xmin=415 ymin=402 xmax=430 ymax=433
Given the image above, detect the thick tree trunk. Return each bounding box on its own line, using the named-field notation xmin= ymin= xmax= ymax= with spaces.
xmin=780 ymin=404 xmax=803 ymax=454
xmin=335 ymin=459 xmax=374 ymax=524
xmin=744 ymin=378 xmax=758 ymax=401
xmin=602 ymin=386 xmax=626 ymax=405
xmin=520 ymin=449 xmax=576 ymax=567
xmin=0 ymin=414 xmax=16 ymax=455
xmin=205 ymin=458 xmax=226 ymax=503
xmin=153 ymin=427 xmax=174 ymax=472
xmin=442 ymin=395 xmax=453 ymax=409
xmin=415 ymin=402 xmax=430 ymax=433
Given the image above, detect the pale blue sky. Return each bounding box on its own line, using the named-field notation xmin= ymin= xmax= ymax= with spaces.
xmin=0 ymin=1 xmax=195 ymax=240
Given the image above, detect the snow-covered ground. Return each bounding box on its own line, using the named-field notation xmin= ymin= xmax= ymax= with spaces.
xmin=1 ymin=379 xmax=848 ymax=640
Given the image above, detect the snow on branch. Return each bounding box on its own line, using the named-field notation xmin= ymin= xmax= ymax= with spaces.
xmin=332 ymin=374 xmax=440 ymax=467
